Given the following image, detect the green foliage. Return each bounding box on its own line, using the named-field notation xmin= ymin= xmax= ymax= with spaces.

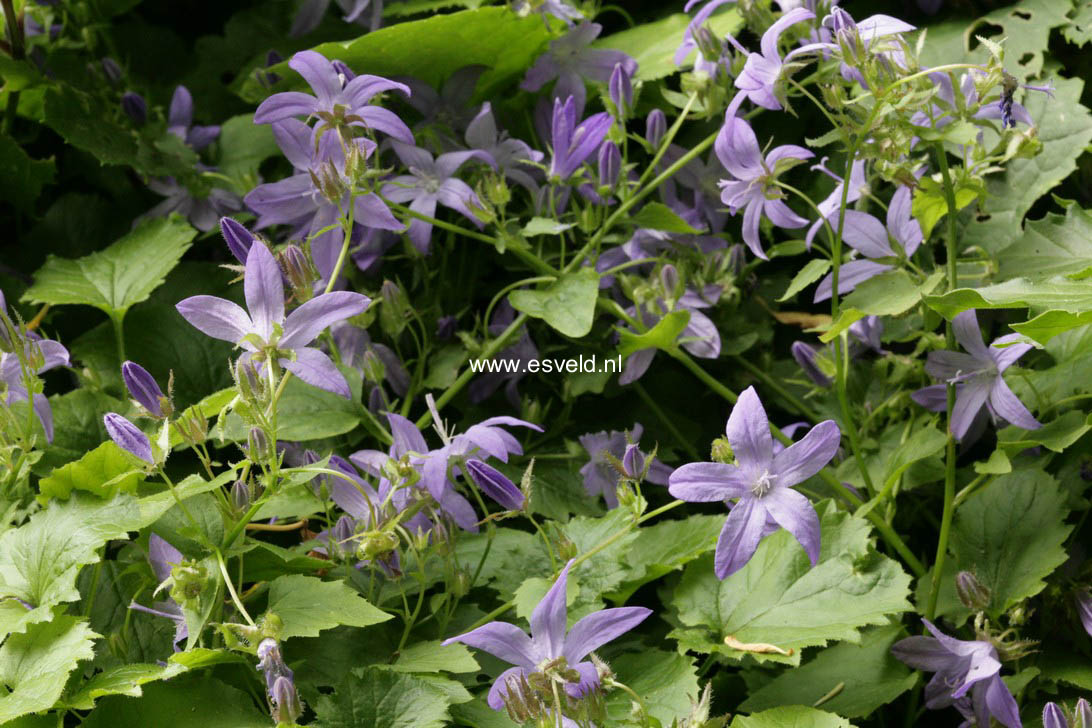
xmin=0 ymin=133 xmax=54 ymax=213
xmin=0 ymin=616 xmax=98 ymax=723
xmin=264 ymin=574 xmax=392 ymax=639
xmin=217 ymin=114 xmax=279 ymax=193
xmin=37 ymin=441 xmax=144 ymax=503
xmin=312 ymin=667 xmax=462 ymax=728
xmin=607 ymin=514 xmax=722 ymax=603
xmin=780 ymin=259 xmax=831 ymax=302
xmin=669 ymin=503 xmax=912 ymax=665
xmin=997 ymin=201 xmax=1092 ymax=280
xmin=630 ymin=201 xmax=705 ymax=233
xmin=80 ymin=675 xmax=270 ymax=728
xmin=822 ymin=271 xmax=943 ymax=342
xmin=730 ymin=706 xmax=856 ymax=728
xmin=509 ymin=268 xmax=600 ymax=338
xmin=63 ymin=662 xmax=187 ymax=710
xmin=595 ymin=9 xmax=743 ymax=81
xmin=606 ymin=650 xmax=702 ymax=725
xmin=617 ymin=309 xmax=690 ymax=357
xmin=221 ymin=367 xmax=364 ymax=441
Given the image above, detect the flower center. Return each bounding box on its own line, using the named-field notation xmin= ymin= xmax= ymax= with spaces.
xmin=751 ymin=469 xmax=775 ymax=498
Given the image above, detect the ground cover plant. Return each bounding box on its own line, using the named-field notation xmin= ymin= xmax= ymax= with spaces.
xmin=1 ymin=0 xmax=1092 ymax=725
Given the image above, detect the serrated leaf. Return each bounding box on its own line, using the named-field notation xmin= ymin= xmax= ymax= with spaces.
xmin=217 ymin=114 xmax=278 ymax=193
xmin=265 ymin=574 xmax=392 ymax=639
xmin=0 ymin=133 xmax=54 ymax=213
xmin=779 ymin=260 xmax=831 ymax=302
xmin=43 ymin=85 xmax=138 ymax=167
xmin=996 ymin=410 xmax=1092 ymax=453
xmin=1064 ymin=1 xmax=1092 ymax=46
xmin=608 ymin=514 xmax=722 ymax=603
xmin=63 ymin=662 xmax=187 ymax=710
xmin=820 ymin=270 xmax=942 ymax=343
xmin=740 ymin=624 xmax=915 ymax=718
xmin=509 ymin=268 xmax=599 ymax=338
xmin=617 ymin=309 xmax=690 ymax=357
xmin=606 ymin=650 xmax=701 ymax=725
xmin=80 ymin=675 xmax=269 ymax=728
xmin=520 ymin=217 xmax=575 ymax=236
xmin=997 ymin=201 xmax=1092 ymax=280
xmin=925 ymin=276 xmax=1092 ymax=323
xmin=730 ymin=706 xmax=855 ymax=727
xmin=669 ymin=502 xmax=912 ymax=665
xmin=37 ymin=441 xmax=144 ymax=503
xmin=313 ymin=667 xmax=456 ymax=728
xmin=0 ymin=616 xmax=98 ymax=723
xmin=630 ymin=201 xmax=704 ymax=234
xmin=390 ymin=641 xmax=479 ymax=674
xmin=22 ymin=216 xmax=196 ymax=318
xmin=562 ymin=509 xmax=641 ymax=607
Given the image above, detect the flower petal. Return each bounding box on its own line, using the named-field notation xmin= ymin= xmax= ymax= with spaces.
xmin=281 ymin=291 xmax=371 ymax=349
xmin=669 ymin=462 xmax=750 ymax=502
xmin=562 ymin=606 xmax=651 ymax=663
xmin=771 ymin=419 xmax=840 ymax=487
xmin=253 ymin=92 xmax=320 ymax=124
xmin=951 ymin=379 xmax=992 ymax=440
xmin=288 ymin=50 xmax=340 ymax=107
xmin=531 ymin=560 xmax=574 ymax=660
xmin=988 ymin=378 xmax=1040 ymax=431
xmin=442 ymin=622 xmax=536 ymax=669
xmin=841 ymin=210 xmax=892 ymax=257
xmin=952 ymin=310 xmax=991 ymax=361
xmin=244 ymin=242 xmax=285 ymax=342
xmin=725 ymin=386 xmax=774 ymax=474
xmin=176 ymin=296 xmax=253 ymax=344
xmin=762 ymin=486 xmax=820 ymax=565
xmin=714 ymin=496 xmax=767 ymax=578
xmin=280 ymin=348 xmax=351 ymax=397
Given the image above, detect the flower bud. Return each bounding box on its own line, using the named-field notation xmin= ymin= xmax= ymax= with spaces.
xmin=710 ymin=437 xmax=734 ymax=464
xmin=331 ymin=515 xmax=355 ymax=559
xmin=280 ymin=244 xmax=317 ymax=302
xmin=1043 ymin=703 xmax=1068 ymax=728
xmin=621 ymin=443 xmax=645 ymax=481
xmin=121 ymin=92 xmax=146 ymax=125
xmin=122 ymin=360 xmax=169 ymax=418
xmin=660 ymin=264 xmax=680 ymax=300
xmin=597 ymin=141 xmax=621 ymax=192
xmin=435 ymin=315 xmax=456 ymax=341
xmin=104 ymin=413 xmax=154 ymax=464
xmin=1077 ymin=698 xmax=1092 ymax=728
xmin=379 ymin=280 xmax=408 ymax=338
xmin=361 ymin=349 xmax=386 ymax=386
xmin=271 ymin=674 xmax=303 ymax=724
xmin=791 ymin=341 xmax=834 ymax=388
xmin=358 ymin=530 xmax=399 ymax=561
xmin=169 ymin=560 xmax=208 ymax=607
xmin=231 ymin=480 xmax=251 ymax=512
xmin=482 ymin=172 xmax=511 ymax=208
xmin=609 ymin=62 xmax=633 ymax=120
xmin=465 ymin=458 xmax=525 ymax=511
xmin=220 ymin=217 xmax=254 ymax=265
xmin=0 ymin=311 xmax=17 ymax=354
xmin=247 ymin=427 xmax=270 ymax=462
xmin=234 ymin=357 xmax=265 ymax=406
xmin=645 ymin=109 xmax=666 ymax=149
xmin=100 ymin=57 xmax=123 ymax=86
xmin=727 ymin=243 xmax=747 ymax=275
xmin=694 ymin=26 xmax=723 ymax=63
xmin=1077 ymin=590 xmax=1092 ymax=637
xmin=955 ymin=571 xmax=991 ymax=611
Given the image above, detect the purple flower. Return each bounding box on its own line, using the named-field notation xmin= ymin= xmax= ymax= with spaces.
xmin=128 ymin=534 xmax=187 ymax=649
xmin=521 ymin=23 xmax=637 ymax=112
xmin=290 ymin=0 xmax=383 ymax=37
xmin=175 ymin=239 xmax=370 ymax=397
xmin=465 ymin=459 xmax=525 ymax=511
xmin=715 ymin=97 xmax=813 ymax=259
xmin=1077 ymin=590 xmax=1092 ymax=637
xmin=546 ymin=96 xmax=612 ymax=182
xmin=104 ymin=413 xmax=154 ymax=463
xmin=400 ymin=65 xmax=486 ymax=136
xmin=804 ymin=157 xmax=866 ymax=249
xmin=121 ymin=92 xmax=146 ymax=125
xmin=911 ymin=310 xmax=1040 ymax=441
xmin=140 ymin=176 xmax=242 ymax=233
xmin=668 ymin=386 xmax=840 ymax=578
xmin=465 ymin=102 xmax=543 ymax=195
xmin=167 ymin=85 xmax=220 ymax=151
xmin=608 ymin=62 xmax=633 ymax=120
xmin=813 ymin=185 xmax=922 ymax=301
xmin=381 ymin=141 xmax=494 ymax=253
xmin=0 ymin=327 xmax=69 ymax=442
xmin=730 ymin=8 xmax=815 ymax=110
xmin=578 ymin=424 xmax=672 ymax=507
xmin=253 ymin=51 xmax=413 ymax=144
xmin=675 ymin=0 xmax=739 ymax=76
xmin=122 ymin=361 xmax=167 ymax=418
xmin=891 ymin=618 xmax=1021 ymax=728
xmin=220 ymin=217 xmax=254 ymax=264
xmin=443 ymin=559 xmax=650 ymax=714
xmin=620 ymin=287 xmax=722 ymax=385
xmin=513 ymin=0 xmax=583 ymax=25
xmin=244 ymin=119 xmax=403 ymax=282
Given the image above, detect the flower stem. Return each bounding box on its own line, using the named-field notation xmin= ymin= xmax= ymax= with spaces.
xmin=926 ymin=142 xmax=962 ymax=620
xmin=216 ymin=548 xmax=255 ymax=627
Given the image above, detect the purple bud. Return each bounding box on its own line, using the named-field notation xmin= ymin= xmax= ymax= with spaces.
xmin=367 ymin=386 xmax=384 ymax=415
xmin=101 ymin=57 xmax=123 ymax=86
xmin=465 ymin=459 xmax=525 ymax=511
xmin=220 ymin=217 xmax=254 ymax=264
xmin=955 ymin=571 xmax=991 ymax=611
xmin=280 ymin=244 xmax=316 ymax=298
xmin=248 ymin=427 xmax=270 ymax=461
xmin=1043 ymin=703 xmax=1067 ymax=728
xmin=265 ymin=50 xmax=283 ymax=67
xmin=1077 ymin=698 xmax=1091 ymax=728
xmin=331 ymin=515 xmax=355 ymax=558
xmin=122 ymin=361 xmax=166 ymax=418
xmin=609 ymin=62 xmax=632 ymax=119
xmin=645 ymin=109 xmax=666 ymax=148
xmin=270 ymin=675 xmax=302 ymax=724
xmin=1078 ymin=590 xmax=1092 ymax=637
xmin=231 ymin=480 xmax=251 ymax=511
xmin=331 ymin=60 xmax=356 ymax=85
xmin=621 ymin=443 xmax=645 ymax=480
xmin=791 ymin=341 xmax=833 ymax=387
xmin=435 ymin=315 xmax=456 ymax=341
xmin=728 ymin=243 xmax=747 ymax=275
xmin=121 ymin=92 xmax=146 ymax=125
xmin=660 ymin=264 xmax=679 ymax=297
xmin=104 ymin=413 xmax=154 ymax=463
xmin=598 ymin=141 xmax=621 ymax=190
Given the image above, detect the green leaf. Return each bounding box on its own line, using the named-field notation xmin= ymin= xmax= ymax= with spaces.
xmin=997 ymin=201 xmax=1092 ymax=280
xmin=240 ymin=8 xmax=550 ymax=103
xmin=607 ymin=515 xmax=722 ymax=603
xmin=509 ymin=268 xmax=599 ymax=338
xmin=740 ymin=624 xmax=916 ymax=718
xmin=669 ymin=502 xmax=912 ymax=665
xmin=43 ymin=85 xmax=138 ymax=167
xmin=946 ymin=470 xmax=1071 ymax=618
xmin=779 ymin=260 xmax=831 ymax=302
xmin=390 ymin=641 xmax=479 ymax=674
xmin=996 ymin=410 xmax=1092 ymax=453
xmin=925 ymin=276 xmax=1092 ymax=322
xmin=959 ymin=76 xmax=1092 ymax=255
xmin=630 ymin=201 xmax=705 ymax=234
xmin=0 ymin=133 xmax=54 ymax=213
xmin=1064 ymin=0 xmax=1092 ymax=46
xmin=217 ymin=114 xmax=278 ymax=193
xmin=520 ymin=217 xmax=575 ymax=236
xmin=730 ymin=706 xmax=855 ymax=728
xmin=22 ymin=216 xmax=196 ymax=318
xmin=63 ymin=663 xmax=187 ymax=710
xmin=606 ymin=650 xmax=701 ymax=726
xmin=37 ymin=441 xmax=144 ymax=503
xmin=265 ymin=574 xmax=392 ymax=639
xmin=912 ymin=176 xmax=977 ymax=241
xmin=618 ymin=309 xmax=691 ymax=357
xmin=220 ymin=367 xmax=364 ymax=441
xmin=1010 ymin=309 xmax=1092 ymax=345
xmin=313 ymin=666 xmax=456 ymax=728
xmin=602 ymin=10 xmax=743 ymax=81
xmin=880 ymin=425 xmax=948 ymax=492
xmin=821 ymin=270 xmax=942 ymax=343
xmin=80 ymin=675 xmax=270 ymax=728
xmin=450 ymin=698 xmax=519 ymax=728
xmin=562 ymin=509 xmax=641 ymax=607
xmin=0 ymin=616 xmax=98 ymax=723
xmin=167 ymin=648 xmax=248 ymax=670
xmin=1039 ymin=650 xmax=1092 ymax=690
xmin=974 ymin=449 xmax=1012 ymax=475
xmin=496 ymin=459 xmax=601 ymax=522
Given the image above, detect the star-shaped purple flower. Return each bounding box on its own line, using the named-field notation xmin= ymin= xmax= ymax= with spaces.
xmin=730 ymin=7 xmax=814 ymax=110
xmin=716 ymin=96 xmax=813 ymax=259
xmin=0 ymin=307 xmax=69 ymax=443
xmin=546 ymin=95 xmax=612 ymax=182
xmin=668 ymin=386 xmax=840 ymax=578
xmin=521 ymin=23 xmax=636 ymax=112
xmin=175 ymin=239 xmax=370 ymax=397
xmin=578 ymin=423 xmax=672 ymax=507
xmin=911 ymin=310 xmax=1040 ymax=441
xmin=443 ymin=559 xmax=650 ymax=715
xmin=891 ymin=618 xmax=1021 ymax=728
xmin=813 ymin=184 xmax=922 ymax=301
xmin=128 ymin=533 xmax=188 ymax=650
xmin=167 ymin=85 xmax=220 ymax=151
xmin=465 ymin=102 xmax=544 ymax=196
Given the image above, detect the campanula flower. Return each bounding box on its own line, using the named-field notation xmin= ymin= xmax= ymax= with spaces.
xmin=465 ymin=102 xmax=544 ymax=195
xmin=103 ymin=413 xmax=154 ymax=463
xmin=716 ymin=96 xmax=813 ymax=259
xmin=546 ymin=96 xmax=612 ymax=182
xmin=0 ymin=317 xmax=70 ymax=442
xmin=730 ymin=8 xmax=815 ymax=110
xmin=290 ymin=0 xmax=383 ymax=37
xmin=813 ymin=185 xmax=922 ymax=301
xmin=521 ymin=23 xmax=637 ymax=112
xmin=167 ymin=85 xmax=220 ymax=151
xmin=128 ymin=534 xmax=187 ymax=649
xmin=619 ymin=287 xmax=722 ymax=385
xmin=121 ymin=361 xmax=168 ymax=418
xmin=175 ymin=239 xmax=370 ymax=397
xmin=911 ymin=310 xmax=1040 ymax=441
xmin=399 ymin=65 xmax=487 ymax=138
xmin=1043 ymin=699 xmax=1091 ymax=728
xmin=891 ymin=618 xmax=1021 ymax=728
xmin=578 ymin=423 xmax=672 ymax=507
xmin=465 ymin=459 xmax=525 ymax=511
xmin=668 ymin=386 xmax=840 ymax=578
xmin=140 ymin=175 xmax=242 ymax=233
xmin=381 ymin=141 xmax=494 ymax=254
xmin=804 ymin=157 xmax=866 ymax=249
xmin=675 ymin=0 xmax=738 ymax=75
xmin=443 ymin=559 xmax=651 ymax=714
xmin=512 ymin=0 xmax=583 ymax=26
xmin=253 ymin=51 xmax=413 ymax=144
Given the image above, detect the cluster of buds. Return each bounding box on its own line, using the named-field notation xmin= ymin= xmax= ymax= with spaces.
xmin=166 ymin=559 xmax=209 ymax=609
xmin=257 ymin=638 xmax=302 ymax=725
xmin=502 ymin=655 xmax=607 ymax=727
xmin=278 ymin=245 xmax=318 ymax=304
